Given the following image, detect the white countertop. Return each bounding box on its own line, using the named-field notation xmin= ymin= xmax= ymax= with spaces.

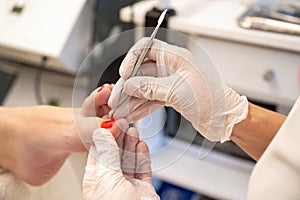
xmin=120 ymin=0 xmax=300 ymax=53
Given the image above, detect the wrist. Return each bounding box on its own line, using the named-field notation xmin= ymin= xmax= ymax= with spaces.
xmin=230 ymin=103 xmax=286 ymax=160
xmin=219 ymin=85 xmax=249 ymax=142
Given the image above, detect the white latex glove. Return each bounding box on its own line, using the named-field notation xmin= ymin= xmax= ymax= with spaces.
xmin=109 ymin=38 xmax=248 ymax=142
xmin=82 ymin=126 xmax=159 ymax=200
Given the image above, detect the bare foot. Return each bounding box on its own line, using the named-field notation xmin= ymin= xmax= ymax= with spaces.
xmin=0 ymin=84 xmax=117 ymax=186
xmin=6 ymin=106 xmax=79 ymax=186
xmin=7 ymin=107 xmax=124 ymax=186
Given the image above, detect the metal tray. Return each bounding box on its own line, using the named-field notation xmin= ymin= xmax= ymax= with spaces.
xmin=238 ymin=5 xmax=300 ymax=35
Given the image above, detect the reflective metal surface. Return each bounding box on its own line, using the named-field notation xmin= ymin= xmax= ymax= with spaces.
xmin=238 ymin=1 xmax=300 ymax=35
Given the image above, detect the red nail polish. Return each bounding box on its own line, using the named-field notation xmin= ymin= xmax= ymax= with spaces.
xmin=97 ymin=86 xmax=104 ymax=93
xmin=101 ymin=120 xmax=115 ymax=129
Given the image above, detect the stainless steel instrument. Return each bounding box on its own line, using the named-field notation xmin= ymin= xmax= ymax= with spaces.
xmin=238 ymin=2 xmax=300 ymax=35
xmin=110 ymin=9 xmax=167 ymax=118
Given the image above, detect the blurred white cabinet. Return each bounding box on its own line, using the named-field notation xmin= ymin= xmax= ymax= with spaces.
xmin=189 ymin=36 xmax=300 ymax=108
xmin=0 ymin=0 xmax=94 ymax=72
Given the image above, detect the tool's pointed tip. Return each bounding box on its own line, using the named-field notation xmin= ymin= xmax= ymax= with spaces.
xmin=158 ymin=9 xmax=168 ymax=24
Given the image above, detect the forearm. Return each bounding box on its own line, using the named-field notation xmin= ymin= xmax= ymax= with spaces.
xmin=230 ymin=103 xmax=286 ymax=161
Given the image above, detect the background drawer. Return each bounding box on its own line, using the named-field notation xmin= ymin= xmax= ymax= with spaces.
xmin=189 ymin=36 xmax=300 ymax=107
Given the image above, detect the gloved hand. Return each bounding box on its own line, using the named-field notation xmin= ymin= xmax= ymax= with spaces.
xmin=83 ymin=125 xmax=159 ymax=200
xmin=109 ymin=38 xmax=248 ymax=142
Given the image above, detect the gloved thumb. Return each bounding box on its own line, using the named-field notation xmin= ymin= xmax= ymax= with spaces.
xmin=93 ymin=128 xmax=121 ymax=171
xmin=83 ymin=129 xmax=126 ymax=200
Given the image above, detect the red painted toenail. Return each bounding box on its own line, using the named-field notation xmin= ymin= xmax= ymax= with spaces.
xmin=97 ymin=86 xmax=104 ymax=93
xmin=100 ymin=120 xmax=115 ymax=129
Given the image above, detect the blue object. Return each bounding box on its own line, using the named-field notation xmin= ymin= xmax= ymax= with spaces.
xmin=156 ymin=181 xmax=200 ymax=200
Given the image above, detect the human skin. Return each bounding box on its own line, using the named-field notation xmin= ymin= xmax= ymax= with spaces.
xmin=231 ymin=103 xmax=286 ymax=161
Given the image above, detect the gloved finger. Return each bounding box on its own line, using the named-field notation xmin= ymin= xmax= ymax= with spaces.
xmin=135 ymin=62 xmax=158 ymax=77
xmin=111 ymin=62 xmax=157 ymax=107
xmin=109 ymin=118 xmax=129 ymax=139
xmin=116 ymin=124 xmax=127 ymax=156
xmin=93 ymin=128 xmax=121 ymax=172
xmin=136 ymin=59 xmax=176 ymax=78
xmin=82 ymin=145 xmax=97 ymax=199
xmin=108 ymin=62 xmax=161 ymax=119
xmin=86 ymin=145 xmax=97 ymax=166
xmin=121 ymin=127 xmax=139 ymax=178
xmin=108 ymin=77 xmax=124 ymax=110
xmin=109 ymin=95 xmax=148 ymax=121
xmin=109 ymin=88 xmax=164 ymax=122
xmin=119 ymin=37 xmax=151 ymax=79
xmin=135 ymin=140 xmax=152 ymax=184
xmin=124 ymin=101 xmax=164 ymax=123
xmin=116 ymin=131 xmax=124 ymax=150
xmin=92 ymin=129 xmax=128 ymax=198
xmin=123 ymin=75 xmax=177 ymax=103
xmin=110 ymin=62 xmax=168 ymax=121
xmin=108 ymin=74 xmax=154 ymax=121
xmin=115 ymin=100 xmax=163 ymax=123
xmin=83 ymin=145 xmax=97 ymax=179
